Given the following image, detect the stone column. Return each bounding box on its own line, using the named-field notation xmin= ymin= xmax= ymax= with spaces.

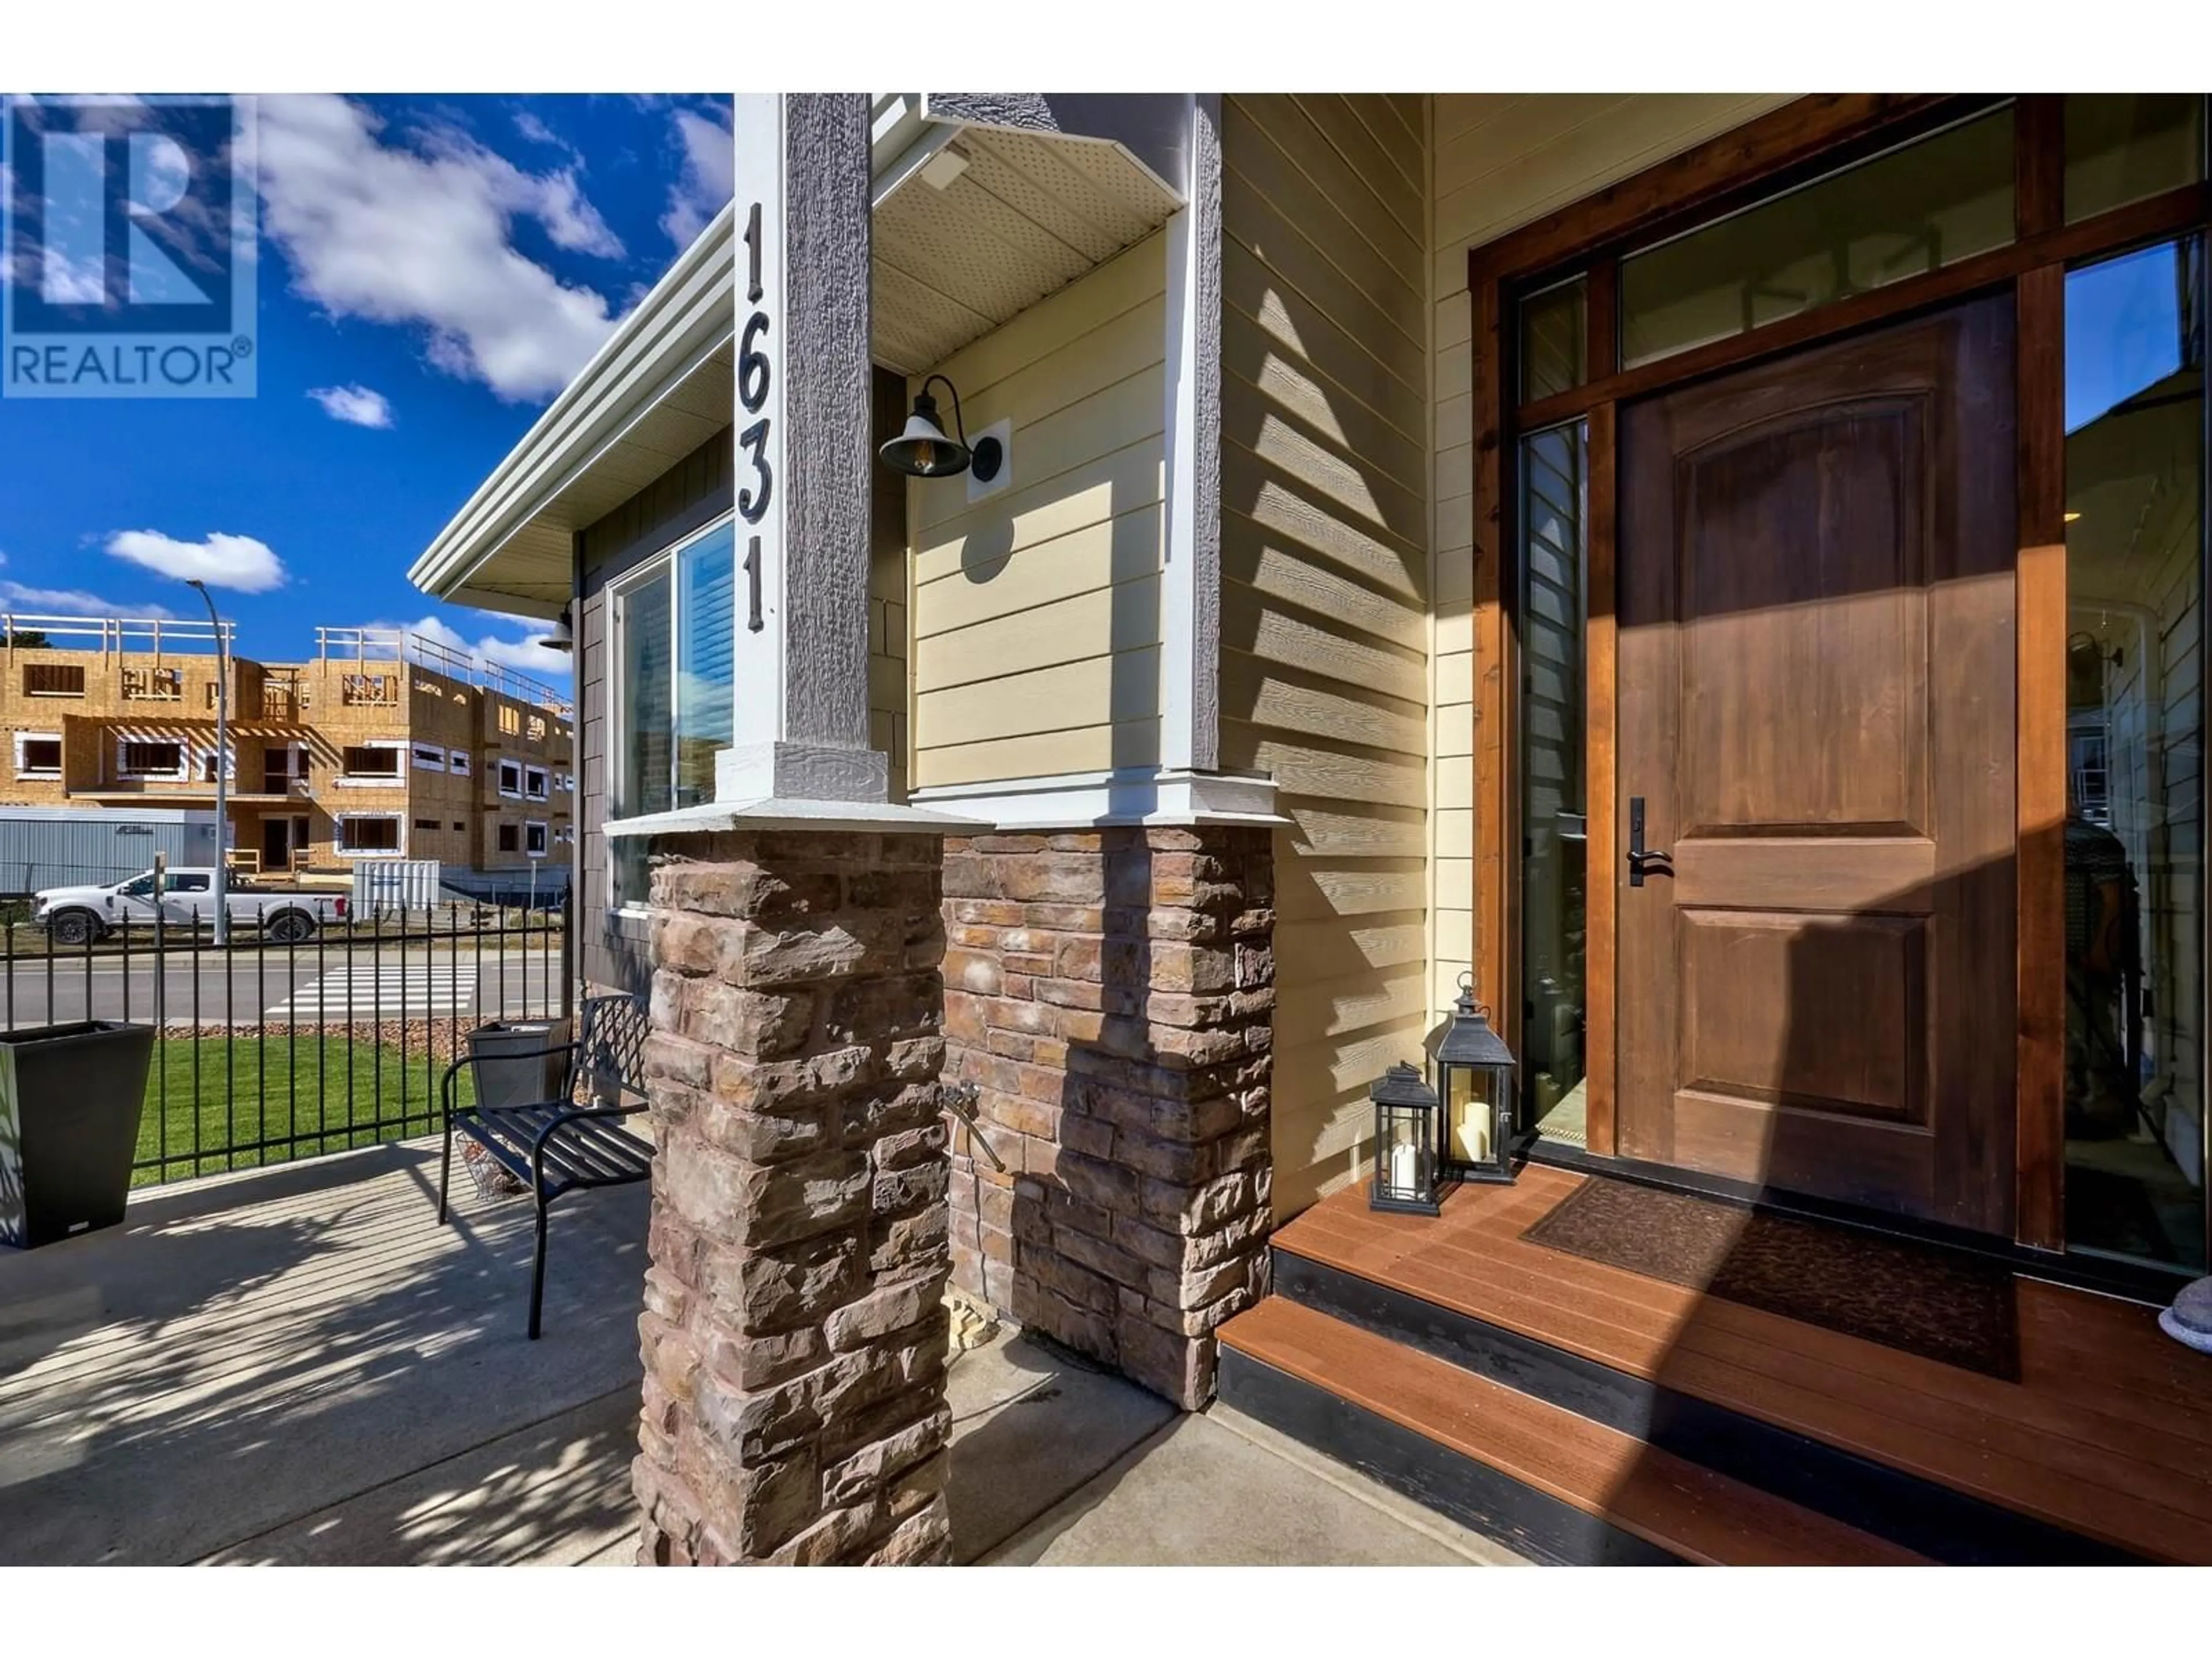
xmin=632 ymin=828 xmax=953 ymax=1566
xmin=942 ymin=824 xmax=1274 ymax=1408
xmin=609 ymin=94 xmax=982 ymax=1566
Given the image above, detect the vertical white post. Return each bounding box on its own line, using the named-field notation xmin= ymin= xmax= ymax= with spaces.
xmin=719 ymin=93 xmax=883 ymax=808
xmin=1158 ymin=93 xmax=1221 ymax=778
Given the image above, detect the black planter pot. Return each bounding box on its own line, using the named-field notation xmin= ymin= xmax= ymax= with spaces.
xmin=0 ymin=1020 xmax=157 ymax=1249
xmin=464 ymin=1018 xmax=574 ymax=1110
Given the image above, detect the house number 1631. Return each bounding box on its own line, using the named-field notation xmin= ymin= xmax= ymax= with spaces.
xmin=739 ymin=203 xmax=771 ymax=632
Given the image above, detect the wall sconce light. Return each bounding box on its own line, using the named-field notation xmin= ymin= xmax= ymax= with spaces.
xmin=879 ymin=374 xmax=1003 ymax=483
xmin=533 ymin=609 xmax=574 ymax=653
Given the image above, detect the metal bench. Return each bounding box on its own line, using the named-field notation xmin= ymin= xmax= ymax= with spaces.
xmin=436 ymin=991 xmax=652 ymax=1338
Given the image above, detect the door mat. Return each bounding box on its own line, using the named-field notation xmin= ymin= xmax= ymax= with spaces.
xmin=1522 ymin=1178 xmax=2021 ymax=1381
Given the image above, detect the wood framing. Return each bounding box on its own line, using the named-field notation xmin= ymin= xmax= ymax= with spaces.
xmin=1583 ymin=399 xmax=1618 ymax=1157
xmin=1463 ymin=91 xmax=2210 ymax=1249
xmin=2015 ymin=262 xmax=2069 ymax=1251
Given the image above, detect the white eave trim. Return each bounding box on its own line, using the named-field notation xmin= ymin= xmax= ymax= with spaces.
xmin=907 ymin=767 xmax=1282 ymax=831
xmin=408 ymin=202 xmax=738 ymax=604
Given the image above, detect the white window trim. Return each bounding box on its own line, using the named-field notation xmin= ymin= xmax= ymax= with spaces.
xmin=524 ymin=819 xmax=549 ymax=858
xmin=115 ymin=736 xmax=190 ymax=781
xmin=498 ymin=759 xmax=524 ymax=798
xmin=524 ymin=764 xmax=550 ymax=800
xmin=608 ymin=509 xmax=735 ymax=915
xmin=13 ymin=730 xmax=60 ymax=778
xmin=411 ymin=744 xmax=446 ymax=772
xmin=449 ymin=748 xmax=472 ymax=776
xmin=333 ymin=811 xmax=406 ymax=858
xmin=337 ymin=737 xmax=408 ymax=787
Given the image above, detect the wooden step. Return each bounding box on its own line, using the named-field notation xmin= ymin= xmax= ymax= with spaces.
xmin=1270 ymin=1169 xmax=2206 ymax=1562
xmin=1218 ymin=1296 xmax=1929 ymax=1567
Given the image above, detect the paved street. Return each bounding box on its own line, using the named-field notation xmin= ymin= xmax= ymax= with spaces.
xmin=0 ymin=944 xmax=565 ymax=1029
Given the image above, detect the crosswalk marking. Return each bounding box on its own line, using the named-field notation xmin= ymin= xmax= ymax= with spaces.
xmin=264 ymin=963 xmax=479 ymax=1021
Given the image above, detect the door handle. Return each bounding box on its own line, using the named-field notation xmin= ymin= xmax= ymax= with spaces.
xmin=1628 ymin=796 xmax=1673 ymax=887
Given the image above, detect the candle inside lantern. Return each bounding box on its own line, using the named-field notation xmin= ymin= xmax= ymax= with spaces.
xmin=1447 ymin=1067 xmax=1490 ymax=1162
xmin=1389 ymin=1138 xmax=1419 ymax=1192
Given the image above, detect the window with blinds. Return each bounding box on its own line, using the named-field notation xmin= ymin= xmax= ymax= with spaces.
xmin=676 ymin=521 xmax=735 ymax=808
xmin=610 ymin=514 xmax=736 ymax=908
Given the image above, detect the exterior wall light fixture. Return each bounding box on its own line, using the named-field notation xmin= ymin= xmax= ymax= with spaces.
xmin=879 ymin=374 xmax=1003 ymax=482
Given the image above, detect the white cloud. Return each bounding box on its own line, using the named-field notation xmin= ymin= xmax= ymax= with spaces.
xmin=306 ymin=383 xmax=395 ymax=428
xmin=0 ymin=552 xmax=175 ymax=618
xmin=104 ymin=530 xmax=287 ymax=593
xmin=256 ymin=94 xmax=624 ymax=403
xmin=661 ymin=103 xmax=734 ymax=250
xmin=403 ymin=613 xmax=573 ymax=683
xmin=511 ymin=110 xmax=574 ymax=158
xmin=0 ymin=581 xmax=175 ymax=620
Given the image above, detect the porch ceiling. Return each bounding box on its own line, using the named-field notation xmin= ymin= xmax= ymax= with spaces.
xmin=461 ymin=342 xmax=736 ymax=613
xmin=870 ymin=124 xmax=1182 ymax=376
xmin=412 ymin=98 xmax=1183 ymax=615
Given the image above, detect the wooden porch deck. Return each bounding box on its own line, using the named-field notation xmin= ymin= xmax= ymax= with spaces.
xmin=1218 ymin=1164 xmax=2212 ymax=1565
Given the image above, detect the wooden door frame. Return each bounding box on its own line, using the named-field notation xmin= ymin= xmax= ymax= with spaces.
xmin=1465 ymin=93 xmax=2211 ymax=1248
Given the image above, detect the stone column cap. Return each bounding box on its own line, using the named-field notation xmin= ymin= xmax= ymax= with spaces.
xmin=603 ymin=794 xmax=991 ymax=838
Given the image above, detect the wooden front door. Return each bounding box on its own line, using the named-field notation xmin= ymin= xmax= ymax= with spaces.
xmin=1615 ymin=295 xmax=2020 ymax=1234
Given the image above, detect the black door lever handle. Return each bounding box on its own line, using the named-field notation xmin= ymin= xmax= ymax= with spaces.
xmin=1627 ymin=796 xmax=1672 ymax=887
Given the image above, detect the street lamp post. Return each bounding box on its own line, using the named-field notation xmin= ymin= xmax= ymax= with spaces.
xmin=185 ymin=579 xmax=229 ymax=947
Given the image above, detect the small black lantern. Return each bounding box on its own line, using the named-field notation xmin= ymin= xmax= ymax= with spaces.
xmin=1369 ymin=1060 xmax=1448 ymax=1215
xmin=1436 ymin=972 xmax=1518 ymax=1184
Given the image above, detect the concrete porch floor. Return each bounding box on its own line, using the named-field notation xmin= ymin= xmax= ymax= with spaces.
xmin=0 ymin=1142 xmax=1516 ymax=1566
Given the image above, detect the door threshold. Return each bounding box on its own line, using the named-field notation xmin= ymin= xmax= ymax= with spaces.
xmin=1521 ymin=1134 xmax=2189 ymax=1308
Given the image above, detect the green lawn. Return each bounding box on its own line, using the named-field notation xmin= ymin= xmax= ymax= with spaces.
xmin=132 ymin=1036 xmax=477 ymax=1187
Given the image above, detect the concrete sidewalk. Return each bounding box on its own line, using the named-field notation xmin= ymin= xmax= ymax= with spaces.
xmin=0 ymin=1142 xmax=1518 ymax=1566
xmin=948 ymin=1331 xmax=1518 ymax=1566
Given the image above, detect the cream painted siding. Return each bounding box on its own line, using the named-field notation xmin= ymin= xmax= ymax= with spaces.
xmin=907 ymin=234 xmax=1167 ymax=787
xmin=1426 ymin=94 xmax=1790 ymax=1014
xmin=1221 ymin=93 xmax=1431 ymax=1218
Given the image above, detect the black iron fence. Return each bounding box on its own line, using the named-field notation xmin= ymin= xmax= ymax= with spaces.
xmin=2 ymin=904 xmax=571 ymax=1187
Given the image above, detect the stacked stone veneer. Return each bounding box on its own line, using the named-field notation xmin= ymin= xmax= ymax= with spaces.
xmin=941 ymin=826 xmax=1275 ymax=1408
xmin=632 ymin=830 xmax=953 ymax=1567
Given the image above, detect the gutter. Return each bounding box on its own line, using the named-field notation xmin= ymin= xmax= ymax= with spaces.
xmin=407 ymin=201 xmax=739 ymax=605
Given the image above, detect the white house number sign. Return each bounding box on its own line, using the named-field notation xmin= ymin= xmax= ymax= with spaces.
xmin=738 ymin=200 xmax=771 ymax=634
xmin=728 ymin=95 xmax=797 ymax=753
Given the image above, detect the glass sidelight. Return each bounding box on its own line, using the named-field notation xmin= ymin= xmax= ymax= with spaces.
xmin=1518 ymin=419 xmax=1589 ymax=1146
xmin=2061 ymin=234 xmax=2208 ymax=1273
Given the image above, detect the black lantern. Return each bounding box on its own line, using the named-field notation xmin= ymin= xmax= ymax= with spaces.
xmin=1369 ymin=1060 xmax=1448 ymax=1215
xmin=1435 ymin=972 xmax=1518 ymax=1184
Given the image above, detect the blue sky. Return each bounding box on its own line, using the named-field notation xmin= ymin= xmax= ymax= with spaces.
xmin=0 ymin=93 xmax=733 ymax=684
xmin=2065 ymin=237 xmax=2200 ymax=434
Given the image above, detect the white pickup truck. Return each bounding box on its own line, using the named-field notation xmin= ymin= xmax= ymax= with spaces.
xmin=33 ymin=868 xmax=350 ymax=946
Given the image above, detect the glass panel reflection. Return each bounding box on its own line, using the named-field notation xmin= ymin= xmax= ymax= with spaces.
xmin=1621 ymin=109 xmax=2014 ymax=369
xmin=1520 ymin=277 xmax=1588 ymax=404
xmin=2063 ymin=236 xmax=2207 ymax=1272
xmin=676 ymin=521 xmax=736 ymax=807
xmin=613 ymin=567 xmax=673 ymax=909
xmin=1519 ymin=420 xmax=1588 ymax=1147
xmin=2066 ymin=94 xmax=2205 ymax=224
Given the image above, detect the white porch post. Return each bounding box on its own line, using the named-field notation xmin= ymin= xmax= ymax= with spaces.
xmin=719 ymin=93 xmax=885 ymax=807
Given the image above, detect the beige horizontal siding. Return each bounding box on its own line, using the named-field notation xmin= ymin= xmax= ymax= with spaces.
xmin=907 ymin=235 xmax=1168 ymax=789
xmin=1222 ymin=93 xmax=1434 ymax=1219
